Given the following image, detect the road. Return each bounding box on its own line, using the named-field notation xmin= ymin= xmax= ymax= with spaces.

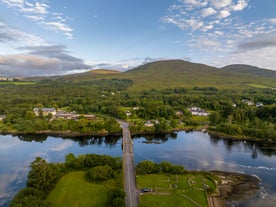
xmin=120 ymin=121 xmax=139 ymax=207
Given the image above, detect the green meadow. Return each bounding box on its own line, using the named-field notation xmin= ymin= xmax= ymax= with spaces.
xmin=137 ymin=173 xmax=216 ymax=207
xmin=47 ymin=171 xmax=115 ymax=207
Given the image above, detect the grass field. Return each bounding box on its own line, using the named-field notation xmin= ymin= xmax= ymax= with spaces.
xmin=246 ymin=83 xmax=270 ymax=88
xmin=47 ymin=171 xmax=115 ymax=207
xmin=0 ymin=81 xmax=35 ymax=85
xmin=137 ymin=174 xmax=216 ymax=207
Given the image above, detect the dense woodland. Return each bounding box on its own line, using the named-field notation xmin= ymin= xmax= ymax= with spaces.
xmin=0 ymin=60 xmax=276 ymax=141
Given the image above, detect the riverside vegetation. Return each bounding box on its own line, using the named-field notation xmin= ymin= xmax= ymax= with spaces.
xmin=0 ymin=60 xmax=275 ymax=142
xmin=10 ymin=156 xmax=259 ymax=207
xmin=10 ymin=154 xmax=125 ymax=207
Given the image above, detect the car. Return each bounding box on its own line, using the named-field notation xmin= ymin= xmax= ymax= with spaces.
xmin=141 ymin=188 xmax=151 ymax=193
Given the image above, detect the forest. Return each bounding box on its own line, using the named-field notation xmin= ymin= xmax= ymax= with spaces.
xmin=0 ymin=72 xmax=275 ymax=141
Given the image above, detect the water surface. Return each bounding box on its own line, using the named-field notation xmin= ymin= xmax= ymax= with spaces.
xmin=0 ymin=132 xmax=275 ymax=206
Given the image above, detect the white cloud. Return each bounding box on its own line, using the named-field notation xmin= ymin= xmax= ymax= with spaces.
xmin=42 ymin=21 xmax=73 ymax=33
xmin=217 ymin=10 xmax=231 ymax=18
xmin=0 ymin=0 xmax=73 ymax=39
xmin=203 ymin=24 xmax=214 ymax=31
xmin=186 ymin=19 xmax=204 ymax=30
xmin=201 ymin=7 xmax=217 ymax=17
xmin=183 ymin=0 xmax=208 ymax=8
xmin=189 ymin=36 xmax=221 ymax=49
xmin=216 ymin=47 xmax=276 ymax=70
xmin=231 ymin=0 xmax=248 ymax=11
xmin=269 ymin=18 xmax=276 ymax=24
xmin=0 ymin=21 xmax=47 ymax=46
xmin=214 ymin=31 xmax=224 ymax=36
xmin=210 ymin=0 xmax=232 ymax=9
xmin=50 ymin=141 xmax=73 ymax=152
xmin=21 ymin=2 xmax=48 ymax=14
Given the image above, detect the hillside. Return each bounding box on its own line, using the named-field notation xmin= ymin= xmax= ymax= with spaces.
xmin=221 ymin=64 xmax=276 ymax=78
xmin=23 ymin=60 xmax=276 ymax=90
xmin=121 ymin=60 xmax=276 ymax=90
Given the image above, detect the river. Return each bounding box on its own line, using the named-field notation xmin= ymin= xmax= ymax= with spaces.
xmin=0 ymin=131 xmax=275 ymax=207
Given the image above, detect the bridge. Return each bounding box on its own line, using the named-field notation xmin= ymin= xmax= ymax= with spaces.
xmin=120 ymin=121 xmax=139 ymax=207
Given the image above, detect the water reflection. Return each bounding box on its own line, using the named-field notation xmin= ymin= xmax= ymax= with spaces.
xmin=0 ymin=135 xmax=122 ymax=207
xmin=0 ymin=132 xmax=275 ymax=207
xmin=16 ymin=134 xmax=121 ymax=147
xmin=133 ymin=132 xmax=178 ymax=143
xmin=17 ymin=134 xmax=48 ymax=142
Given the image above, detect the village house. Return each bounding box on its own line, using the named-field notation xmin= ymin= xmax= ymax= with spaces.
xmin=256 ymin=102 xmax=264 ymax=107
xmin=55 ymin=110 xmax=95 ymax=120
xmin=188 ymin=107 xmax=210 ymax=117
xmin=55 ymin=110 xmax=77 ymax=119
xmin=0 ymin=115 xmax=6 ymax=121
xmin=242 ymin=99 xmax=254 ymax=106
xmin=33 ymin=108 xmax=56 ymax=116
xmin=144 ymin=120 xmax=159 ymax=127
xmin=175 ymin=111 xmax=183 ymax=116
xmin=126 ymin=111 xmax=132 ymax=117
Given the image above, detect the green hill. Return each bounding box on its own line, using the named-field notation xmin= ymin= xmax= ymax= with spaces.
xmin=121 ymin=60 xmax=276 ymax=90
xmin=221 ymin=64 xmax=276 ymax=78
xmin=25 ymin=60 xmax=276 ymax=91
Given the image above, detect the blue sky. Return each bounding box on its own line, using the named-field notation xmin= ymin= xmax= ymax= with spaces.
xmin=0 ymin=0 xmax=275 ymax=76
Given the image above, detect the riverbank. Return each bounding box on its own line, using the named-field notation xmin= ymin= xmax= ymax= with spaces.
xmin=208 ymin=171 xmax=260 ymax=207
xmin=208 ymin=131 xmax=276 ymax=150
xmin=1 ymin=127 xmax=275 ymax=149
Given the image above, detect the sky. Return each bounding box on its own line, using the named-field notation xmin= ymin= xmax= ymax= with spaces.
xmin=0 ymin=0 xmax=275 ymax=77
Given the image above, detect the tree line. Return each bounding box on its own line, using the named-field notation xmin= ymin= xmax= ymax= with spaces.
xmin=0 ymin=80 xmax=275 ymax=140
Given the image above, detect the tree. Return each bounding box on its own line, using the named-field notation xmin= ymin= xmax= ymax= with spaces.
xmin=136 ymin=160 xmax=159 ymax=175
xmin=112 ymin=197 xmax=125 ymax=207
xmin=209 ymin=112 xmax=221 ymax=125
xmin=10 ymin=188 xmax=50 ymax=207
xmin=65 ymin=153 xmax=77 ymax=169
xmin=104 ymin=117 xmax=121 ymax=134
xmin=87 ymin=165 xmax=115 ymax=181
xmin=27 ymin=157 xmax=61 ymax=193
xmin=108 ymin=188 xmax=125 ymax=207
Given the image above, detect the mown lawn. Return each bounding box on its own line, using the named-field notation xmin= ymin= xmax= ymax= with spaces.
xmin=47 ymin=171 xmax=115 ymax=207
xmin=139 ymin=194 xmax=197 ymax=207
xmin=137 ymin=174 xmax=216 ymax=207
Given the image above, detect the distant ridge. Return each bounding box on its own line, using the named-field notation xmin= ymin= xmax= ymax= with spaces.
xmin=86 ymin=69 xmax=120 ymax=74
xmin=21 ymin=60 xmax=276 ymax=90
xmin=125 ymin=59 xmax=218 ymax=74
xmin=221 ymin=64 xmax=276 ymax=78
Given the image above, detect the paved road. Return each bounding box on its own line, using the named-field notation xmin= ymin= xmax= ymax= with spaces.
xmin=120 ymin=121 xmax=139 ymax=207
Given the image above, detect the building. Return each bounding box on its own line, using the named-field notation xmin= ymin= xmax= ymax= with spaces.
xmin=33 ymin=108 xmax=56 ymax=116
xmin=144 ymin=120 xmax=159 ymax=127
xmin=242 ymin=99 xmax=254 ymax=106
xmin=188 ymin=107 xmax=210 ymax=117
xmin=0 ymin=115 xmax=6 ymax=121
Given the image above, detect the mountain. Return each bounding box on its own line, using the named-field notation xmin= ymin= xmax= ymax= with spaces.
xmin=121 ymin=60 xmax=276 ymax=90
xmin=221 ymin=64 xmax=276 ymax=78
xmin=23 ymin=60 xmax=276 ymax=90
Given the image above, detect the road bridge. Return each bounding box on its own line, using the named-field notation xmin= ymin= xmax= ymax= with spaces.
xmin=120 ymin=121 xmax=139 ymax=207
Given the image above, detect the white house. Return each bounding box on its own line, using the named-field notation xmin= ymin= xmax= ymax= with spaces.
xmin=33 ymin=108 xmax=56 ymax=116
xmin=188 ymin=107 xmax=210 ymax=117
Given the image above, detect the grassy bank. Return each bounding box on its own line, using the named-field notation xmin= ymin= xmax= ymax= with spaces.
xmin=47 ymin=171 xmax=115 ymax=207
